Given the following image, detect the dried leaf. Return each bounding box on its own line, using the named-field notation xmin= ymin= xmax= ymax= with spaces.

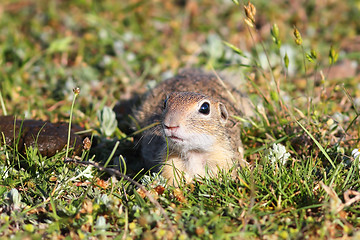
xmin=154 ymin=185 xmax=165 ymax=195
xmin=173 ymin=188 xmax=186 ymax=203
xmin=137 ymin=188 xmax=146 ymax=199
xmin=96 ymin=179 xmax=109 ymax=189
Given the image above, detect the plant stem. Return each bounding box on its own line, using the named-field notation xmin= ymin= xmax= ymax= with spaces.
xmin=65 ymin=89 xmax=79 ymax=160
xmin=0 ymin=91 xmax=7 ymax=116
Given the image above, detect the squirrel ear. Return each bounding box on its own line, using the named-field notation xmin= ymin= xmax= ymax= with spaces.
xmin=219 ymin=103 xmax=228 ymax=123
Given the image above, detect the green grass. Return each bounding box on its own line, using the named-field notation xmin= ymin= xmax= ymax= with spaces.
xmin=1 ymin=0 xmax=360 ymax=239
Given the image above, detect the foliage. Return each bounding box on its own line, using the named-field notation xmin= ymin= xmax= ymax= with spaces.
xmin=0 ymin=0 xmax=360 ymax=239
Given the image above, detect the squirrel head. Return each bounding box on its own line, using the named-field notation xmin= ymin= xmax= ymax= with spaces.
xmin=161 ymin=92 xmax=229 ymax=153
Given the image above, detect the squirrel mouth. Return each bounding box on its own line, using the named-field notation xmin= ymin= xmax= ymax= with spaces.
xmin=167 ymin=135 xmax=184 ymax=142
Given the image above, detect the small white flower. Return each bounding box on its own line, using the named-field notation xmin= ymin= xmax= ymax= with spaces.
xmin=6 ymin=188 xmax=23 ymax=210
xmin=141 ymin=172 xmax=167 ymax=187
xmin=95 ymin=194 xmax=110 ymax=206
xmin=95 ymin=216 xmax=108 ymax=231
xmin=266 ymin=143 xmax=290 ymax=165
xmin=352 ymin=148 xmax=360 ymax=160
xmin=70 ymin=165 xmax=93 ymax=181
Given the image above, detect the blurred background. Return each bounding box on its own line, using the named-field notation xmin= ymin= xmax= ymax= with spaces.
xmin=0 ymin=0 xmax=359 ymax=126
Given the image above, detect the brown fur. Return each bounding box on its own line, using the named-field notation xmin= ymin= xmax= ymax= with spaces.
xmin=135 ymin=69 xmax=253 ymax=184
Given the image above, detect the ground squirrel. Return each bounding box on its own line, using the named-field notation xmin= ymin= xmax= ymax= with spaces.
xmin=136 ymin=69 xmax=253 ymax=185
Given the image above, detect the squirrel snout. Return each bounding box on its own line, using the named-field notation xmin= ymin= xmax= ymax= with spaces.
xmin=163 ymin=122 xmax=181 ymax=137
xmin=163 ymin=123 xmax=179 ymax=131
xmin=164 ymin=124 xmax=179 ymax=130
xmin=163 ymin=114 xmax=180 ymax=130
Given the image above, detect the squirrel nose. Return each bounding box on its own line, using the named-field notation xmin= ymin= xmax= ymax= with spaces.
xmin=163 ymin=123 xmax=179 ymax=136
xmin=163 ymin=114 xmax=180 ymax=130
xmin=164 ymin=123 xmax=179 ymax=130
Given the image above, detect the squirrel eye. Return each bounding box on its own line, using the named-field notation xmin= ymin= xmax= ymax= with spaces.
xmin=199 ymin=102 xmax=210 ymax=115
xmin=163 ymin=97 xmax=168 ymax=109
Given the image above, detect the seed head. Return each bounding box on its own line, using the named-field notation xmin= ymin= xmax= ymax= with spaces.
xmin=284 ymin=53 xmax=289 ymax=69
xmin=244 ymin=1 xmax=256 ymax=27
xmin=73 ymin=87 xmax=81 ymax=95
xmin=271 ymin=23 xmax=281 ymax=46
xmin=329 ymin=45 xmax=338 ymax=64
xmin=293 ymin=27 xmax=302 ymax=45
xmin=83 ymin=137 xmax=92 ymax=151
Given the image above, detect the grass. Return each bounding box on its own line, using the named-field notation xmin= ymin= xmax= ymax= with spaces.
xmin=0 ymin=0 xmax=360 ymax=239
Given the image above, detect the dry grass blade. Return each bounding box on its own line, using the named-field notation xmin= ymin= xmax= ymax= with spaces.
xmin=321 ymin=181 xmax=360 ymax=213
xmin=0 ymin=91 xmax=7 ymax=115
xmin=343 ymin=190 xmax=360 ymax=209
xmin=132 ymin=122 xmax=160 ymax=136
xmin=210 ymin=67 xmax=237 ymax=104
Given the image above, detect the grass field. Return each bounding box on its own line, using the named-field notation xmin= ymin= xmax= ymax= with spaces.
xmin=1 ymin=0 xmax=360 ymax=239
